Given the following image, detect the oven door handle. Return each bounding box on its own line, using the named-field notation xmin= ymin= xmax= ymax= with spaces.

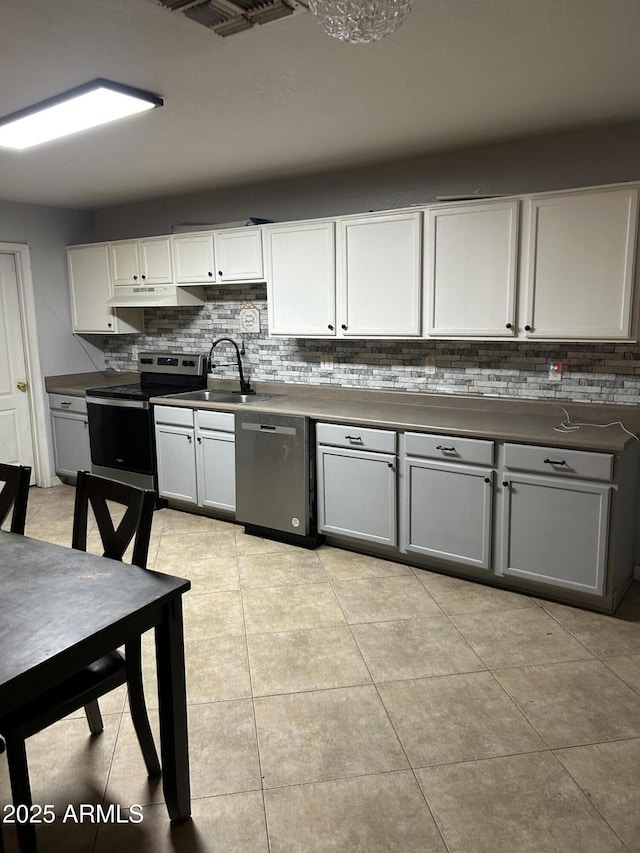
xmin=86 ymin=396 xmax=149 ymax=410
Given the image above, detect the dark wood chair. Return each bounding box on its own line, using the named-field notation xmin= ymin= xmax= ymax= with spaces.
xmin=0 ymin=471 xmax=160 ymax=853
xmin=0 ymin=462 xmax=31 ymax=534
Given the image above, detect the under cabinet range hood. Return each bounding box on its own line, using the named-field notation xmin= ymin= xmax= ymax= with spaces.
xmin=107 ymin=285 xmax=204 ymax=308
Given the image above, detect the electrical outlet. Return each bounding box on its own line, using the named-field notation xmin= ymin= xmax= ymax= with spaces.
xmin=548 ymin=362 xmax=563 ymax=382
xmin=424 ymin=357 xmax=436 ymax=375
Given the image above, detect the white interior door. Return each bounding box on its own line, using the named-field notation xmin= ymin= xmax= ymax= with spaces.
xmin=0 ymin=253 xmax=35 ymax=475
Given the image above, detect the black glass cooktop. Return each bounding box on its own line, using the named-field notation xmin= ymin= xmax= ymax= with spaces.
xmin=86 ymin=381 xmax=201 ymax=402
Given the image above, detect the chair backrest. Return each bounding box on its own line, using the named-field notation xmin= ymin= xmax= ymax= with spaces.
xmin=0 ymin=463 xmax=31 ymax=534
xmin=72 ymin=471 xmax=156 ymax=569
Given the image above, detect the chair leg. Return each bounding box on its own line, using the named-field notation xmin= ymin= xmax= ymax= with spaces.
xmin=125 ymin=641 xmax=161 ymax=778
xmin=4 ymin=731 xmax=37 ymax=853
xmin=84 ymin=699 xmax=104 ymax=735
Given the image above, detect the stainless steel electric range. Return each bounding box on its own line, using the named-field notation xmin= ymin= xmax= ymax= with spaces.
xmin=85 ymin=351 xmax=208 ymax=491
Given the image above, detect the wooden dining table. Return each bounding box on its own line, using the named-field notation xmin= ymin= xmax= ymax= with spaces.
xmin=0 ymin=530 xmax=192 ymax=852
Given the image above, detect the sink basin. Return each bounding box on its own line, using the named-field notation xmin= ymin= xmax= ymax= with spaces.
xmin=169 ymin=389 xmax=281 ymax=405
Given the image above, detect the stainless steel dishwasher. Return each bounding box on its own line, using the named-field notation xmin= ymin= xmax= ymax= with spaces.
xmin=235 ymin=411 xmax=320 ymax=547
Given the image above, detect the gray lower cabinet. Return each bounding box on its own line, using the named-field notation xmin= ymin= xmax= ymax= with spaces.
xmin=195 ymin=410 xmax=235 ymax=512
xmin=402 ymin=458 xmax=494 ymax=570
xmin=316 ymin=422 xmax=397 ymax=546
xmin=401 ymin=432 xmax=495 ymax=570
xmin=499 ymin=443 xmax=613 ymax=596
xmin=156 ymin=421 xmax=198 ymax=504
xmin=50 ymin=394 xmax=92 ymax=481
xmin=154 ymin=405 xmax=235 ymax=511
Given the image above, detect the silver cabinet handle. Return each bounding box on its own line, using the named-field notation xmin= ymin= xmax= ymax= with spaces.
xmin=544 ymin=458 xmax=567 ymax=466
xmin=345 ymin=435 xmax=363 ymax=443
xmin=436 ymin=445 xmax=455 ymax=452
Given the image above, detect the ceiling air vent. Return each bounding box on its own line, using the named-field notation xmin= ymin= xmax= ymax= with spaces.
xmin=159 ymin=0 xmax=308 ymax=37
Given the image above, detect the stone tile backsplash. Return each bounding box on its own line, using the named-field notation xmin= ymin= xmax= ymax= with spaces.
xmin=103 ymin=285 xmax=640 ymax=405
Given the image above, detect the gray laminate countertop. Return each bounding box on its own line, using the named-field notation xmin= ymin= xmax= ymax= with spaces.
xmin=44 ymin=371 xmax=640 ymax=453
xmin=45 ymin=370 xmax=139 ymax=397
xmin=151 ymin=381 xmax=640 ymax=454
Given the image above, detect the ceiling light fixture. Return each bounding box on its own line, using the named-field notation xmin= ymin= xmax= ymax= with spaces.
xmin=308 ymin=0 xmax=413 ymax=43
xmin=0 ymin=79 xmax=163 ymax=151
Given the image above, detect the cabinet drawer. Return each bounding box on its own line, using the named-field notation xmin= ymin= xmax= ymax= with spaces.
xmin=316 ymin=422 xmax=396 ymax=453
xmin=196 ymin=409 xmax=235 ymax=432
xmin=49 ymin=394 xmax=87 ymax=415
xmin=153 ymin=405 xmax=194 ymax=428
xmin=504 ymin=443 xmax=614 ymax=481
xmin=404 ymin=432 xmax=494 ymax=465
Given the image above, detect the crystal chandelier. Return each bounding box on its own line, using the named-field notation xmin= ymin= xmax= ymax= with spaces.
xmin=308 ymin=0 xmax=413 ymax=44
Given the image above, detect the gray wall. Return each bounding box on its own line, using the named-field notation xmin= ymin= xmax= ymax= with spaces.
xmin=0 ymin=199 xmax=100 ymax=376
xmin=92 ymin=121 xmax=640 ymax=240
xmin=97 ymin=121 xmax=640 ymax=408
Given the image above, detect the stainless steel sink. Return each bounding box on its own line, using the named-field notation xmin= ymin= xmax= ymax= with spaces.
xmin=170 ymin=389 xmax=281 ymax=405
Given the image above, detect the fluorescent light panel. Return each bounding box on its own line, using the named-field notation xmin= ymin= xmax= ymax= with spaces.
xmin=0 ymin=79 xmax=163 ymax=150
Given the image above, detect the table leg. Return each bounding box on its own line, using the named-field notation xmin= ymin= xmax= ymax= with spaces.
xmin=154 ymin=597 xmax=191 ymax=822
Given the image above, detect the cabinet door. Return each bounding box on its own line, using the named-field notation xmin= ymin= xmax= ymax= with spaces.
xmin=500 ymin=472 xmax=609 ymax=595
xmin=196 ymin=429 xmax=235 ymax=511
xmin=317 ymin=446 xmax=396 ymax=546
xmin=155 ymin=425 xmax=197 ymax=503
xmin=68 ymin=244 xmax=118 ymax=333
xmin=265 ymin=221 xmax=336 ymax=336
xmin=51 ymin=411 xmax=91 ymax=479
xmin=139 ymin=237 xmax=173 ymax=284
xmin=425 ymin=201 xmax=519 ymax=337
xmin=338 ymin=212 xmax=421 ymax=336
xmin=172 ymin=234 xmax=216 ymax=284
xmin=214 ymin=229 xmax=264 ymax=281
xmin=402 ymin=458 xmax=493 ymax=570
xmin=109 ymin=241 xmax=140 ymax=285
xmin=523 ymin=187 xmax=639 ymax=339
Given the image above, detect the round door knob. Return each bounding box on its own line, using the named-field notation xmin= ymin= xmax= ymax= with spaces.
xmin=505 ymin=323 xmax=512 ymax=329
xmin=328 ymin=324 xmax=334 ymax=331
xmin=16 ymin=381 xmax=28 ymax=392
xmin=133 ymin=275 xmax=138 ymax=281
xmin=218 ymin=270 xmax=223 ymax=276
xmin=503 ymin=481 xmax=509 ymax=487
xmin=524 ymin=324 xmax=532 ymax=331
xmin=341 ymin=324 xmax=348 ymax=330
xmin=208 ymin=271 xmax=213 ymax=277
xmin=141 ymin=274 xmax=146 ymax=280
xmin=484 ymin=477 xmax=491 ymax=483
xmin=107 ymin=322 xmax=112 ymax=328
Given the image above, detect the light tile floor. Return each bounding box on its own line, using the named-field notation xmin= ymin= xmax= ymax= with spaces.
xmin=2 ymin=483 xmax=640 ymax=852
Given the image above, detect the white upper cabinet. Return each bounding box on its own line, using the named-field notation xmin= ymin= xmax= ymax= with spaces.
xmin=338 ymin=211 xmax=422 ymax=336
xmin=425 ymin=200 xmax=519 ymax=337
xmin=109 ymin=237 xmax=173 ymax=286
xmin=213 ymin=228 xmax=264 ymax=281
xmin=67 ymin=244 xmax=143 ymax=334
xmin=171 ymin=233 xmax=216 ymax=284
xmin=265 ymin=220 xmax=336 ymax=336
xmin=522 ymin=186 xmax=639 ymax=340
